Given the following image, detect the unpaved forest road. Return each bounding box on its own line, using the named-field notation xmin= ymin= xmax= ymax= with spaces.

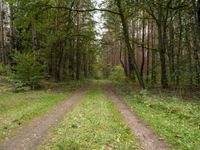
xmin=103 ymin=85 xmax=171 ymax=150
xmin=0 ymin=82 xmax=171 ymax=150
xmin=0 ymin=85 xmax=92 ymax=150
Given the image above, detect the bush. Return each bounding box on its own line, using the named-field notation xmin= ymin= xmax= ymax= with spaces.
xmin=109 ymin=65 xmax=126 ymax=81
xmin=11 ymin=51 xmax=47 ymax=90
xmin=0 ymin=64 xmax=6 ymax=75
xmin=92 ymin=64 xmax=104 ymax=80
xmin=0 ymin=64 xmax=10 ymax=76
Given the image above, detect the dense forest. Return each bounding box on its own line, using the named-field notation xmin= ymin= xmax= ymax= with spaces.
xmin=0 ymin=0 xmax=99 ymax=89
xmin=103 ymin=0 xmax=200 ymax=89
xmin=0 ymin=0 xmax=200 ymax=89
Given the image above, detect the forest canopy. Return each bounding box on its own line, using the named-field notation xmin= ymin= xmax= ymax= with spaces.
xmin=0 ymin=0 xmax=200 ymax=89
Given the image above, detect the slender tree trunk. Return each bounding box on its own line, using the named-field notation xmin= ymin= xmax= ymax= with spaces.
xmin=0 ymin=0 xmax=4 ymax=64
xmin=140 ymin=13 xmax=145 ymax=78
xmin=76 ymin=0 xmax=81 ymax=80
xmin=157 ymin=3 xmax=168 ymax=88
xmin=120 ymin=39 xmax=128 ymax=76
xmin=192 ymin=0 xmax=200 ymax=85
xmin=83 ymin=51 xmax=88 ymax=78
xmin=151 ymin=21 xmax=156 ymax=84
xmin=52 ymin=0 xmax=61 ymax=81
xmin=157 ymin=22 xmax=168 ymax=88
xmin=124 ymin=41 xmax=129 ymax=77
xmin=176 ymin=2 xmax=183 ymax=86
xmin=146 ymin=20 xmax=150 ymax=83
xmin=130 ymin=20 xmax=136 ymax=80
xmin=168 ymin=11 xmax=175 ymax=83
xmin=58 ymin=43 xmax=66 ymax=81
xmin=185 ymin=27 xmax=193 ymax=85
xmin=116 ymin=0 xmax=145 ymax=88
xmin=9 ymin=4 xmax=14 ymax=64
xmin=69 ymin=40 xmax=75 ymax=80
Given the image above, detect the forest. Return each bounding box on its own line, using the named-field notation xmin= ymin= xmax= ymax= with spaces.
xmin=0 ymin=0 xmax=200 ymax=150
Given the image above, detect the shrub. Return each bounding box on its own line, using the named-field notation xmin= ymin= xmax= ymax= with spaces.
xmin=11 ymin=51 xmax=47 ymax=90
xmin=0 ymin=64 xmax=11 ymax=76
xmin=109 ymin=65 xmax=126 ymax=81
xmin=92 ymin=64 xmax=104 ymax=80
xmin=0 ymin=64 xmax=6 ymax=75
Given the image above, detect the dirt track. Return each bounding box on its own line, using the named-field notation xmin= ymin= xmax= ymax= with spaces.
xmin=103 ymin=85 xmax=171 ymax=150
xmin=0 ymin=83 xmax=172 ymax=150
xmin=0 ymin=85 xmax=92 ymax=150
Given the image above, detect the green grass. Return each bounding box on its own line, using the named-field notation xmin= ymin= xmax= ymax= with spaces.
xmin=112 ymin=81 xmax=200 ymax=150
xmin=0 ymin=80 xmax=89 ymax=142
xmin=38 ymin=85 xmax=138 ymax=150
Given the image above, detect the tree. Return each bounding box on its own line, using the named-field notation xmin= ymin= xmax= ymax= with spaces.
xmin=115 ymin=0 xmax=145 ymax=88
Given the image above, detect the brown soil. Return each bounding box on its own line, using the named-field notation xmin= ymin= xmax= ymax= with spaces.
xmin=0 ymin=85 xmax=92 ymax=150
xmin=103 ymin=85 xmax=171 ymax=150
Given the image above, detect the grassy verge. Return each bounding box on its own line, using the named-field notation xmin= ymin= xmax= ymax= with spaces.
xmin=0 ymin=80 xmax=89 ymax=142
xmin=38 ymin=85 xmax=138 ymax=150
xmin=111 ymin=81 xmax=200 ymax=150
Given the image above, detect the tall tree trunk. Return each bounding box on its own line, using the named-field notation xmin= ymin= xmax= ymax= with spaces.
xmin=130 ymin=19 xmax=136 ymax=80
xmin=124 ymin=41 xmax=129 ymax=77
xmin=9 ymin=4 xmax=14 ymax=64
xmin=120 ymin=39 xmax=128 ymax=76
xmin=140 ymin=13 xmax=145 ymax=78
xmin=116 ymin=0 xmax=145 ymax=88
xmin=0 ymin=0 xmax=4 ymax=64
xmin=157 ymin=22 xmax=168 ymax=88
xmin=83 ymin=50 xmax=88 ymax=78
xmin=151 ymin=21 xmax=156 ymax=84
xmin=192 ymin=0 xmax=200 ymax=85
xmin=76 ymin=0 xmax=81 ymax=80
xmin=146 ymin=20 xmax=150 ymax=83
xmin=168 ymin=10 xmax=175 ymax=84
xmin=157 ymin=3 xmax=168 ymax=88
xmin=58 ymin=43 xmax=66 ymax=81
xmin=176 ymin=1 xmax=183 ymax=86
xmin=69 ymin=40 xmax=75 ymax=80
xmin=185 ymin=27 xmax=193 ymax=85
xmin=52 ymin=0 xmax=61 ymax=81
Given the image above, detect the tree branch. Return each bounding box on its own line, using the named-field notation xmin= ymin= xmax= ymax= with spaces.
xmin=44 ymin=5 xmax=120 ymax=15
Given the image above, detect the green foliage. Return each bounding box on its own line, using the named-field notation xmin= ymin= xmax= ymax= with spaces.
xmin=92 ymin=64 xmax=104 ymax=80
xmin=0 ymin=64 xmax=11 ymax=76
xmin=109 ymin=65 xmax=126 ymax=81
xmin=0 ymin=64 xmax=6 ymax=75
xmin=11 ymin=51 xmax=47 ymax=90
xmin=7 ymin=0 xmax=98 ymax=81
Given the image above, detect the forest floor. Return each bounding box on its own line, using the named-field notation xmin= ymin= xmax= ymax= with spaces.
xmin=0 ymin=80 xmax=199 ymax=150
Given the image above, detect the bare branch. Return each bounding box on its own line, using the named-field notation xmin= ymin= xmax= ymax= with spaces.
xmin=44 ymin=5 xmax=120 ymax=15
